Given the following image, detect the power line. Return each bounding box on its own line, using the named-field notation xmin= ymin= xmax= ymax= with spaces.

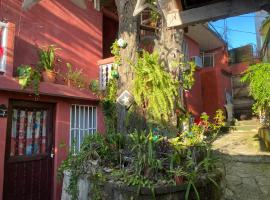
xmin=211 ymin=25 xmax=257 ymax=35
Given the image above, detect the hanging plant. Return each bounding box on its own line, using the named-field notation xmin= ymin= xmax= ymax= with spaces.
xmin=38 ymin=45 xmax=60 ymax=83
xmin=133 ymin=51 xmax=179 ymax=122
xmin=17 ymin=65 xmax=41 ymax=95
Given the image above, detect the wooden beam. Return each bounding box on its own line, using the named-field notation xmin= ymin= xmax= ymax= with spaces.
xmin=166 ymin=0 xmax=270 ymax=28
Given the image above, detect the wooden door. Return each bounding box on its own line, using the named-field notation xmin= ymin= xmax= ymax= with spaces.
xmin=3 ymin=101 xmax=54 ymax=200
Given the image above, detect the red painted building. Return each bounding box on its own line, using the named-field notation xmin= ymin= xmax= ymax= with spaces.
xmin=0 ymin=1 xmax=119 ymax=199
xmin=184 ymin=24 xmax=234 ymax=119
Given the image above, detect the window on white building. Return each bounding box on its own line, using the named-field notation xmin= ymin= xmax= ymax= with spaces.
xmin=0 ymin=22 xmax=8 ymax=73
xmin=70 ymin=105 xmax=97 ymax=153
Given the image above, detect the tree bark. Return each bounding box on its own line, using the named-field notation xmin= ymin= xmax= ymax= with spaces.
xmin=114 ymin=0 xmax=185 ymax=133
xmin=115 ymin=0 xmax=139 ymax=133
xmin=154 ymin=16 xmax=185 ymax=128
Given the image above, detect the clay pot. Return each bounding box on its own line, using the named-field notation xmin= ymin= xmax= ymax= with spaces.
xmin=174 ymin=175 xmax=184 ymax=185
xmin=42 ymin=70 xmax=57 ymax=83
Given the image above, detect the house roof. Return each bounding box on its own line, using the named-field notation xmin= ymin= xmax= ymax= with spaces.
xmin=0 ymin=76 xmax=100 ymax=101
xmin=185 ymin=23 xmax=225 ymax=51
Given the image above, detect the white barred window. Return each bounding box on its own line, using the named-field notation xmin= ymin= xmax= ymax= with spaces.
xmin=70 ymin=105 xmax=97 ymax=152
xmin=99 ymin=63 xmax=112 ymax=90
xmin=0 ymin=22 xmax=8 ymax=73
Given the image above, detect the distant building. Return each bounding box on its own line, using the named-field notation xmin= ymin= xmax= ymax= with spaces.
xmin=255 ymin=11 xmax=269 ymax=51
xmin=260 ymin=16 xmax=270 ymax=61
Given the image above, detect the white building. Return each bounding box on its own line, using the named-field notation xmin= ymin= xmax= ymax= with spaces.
xmin=255 ymin=11 xmax=269 ymax=51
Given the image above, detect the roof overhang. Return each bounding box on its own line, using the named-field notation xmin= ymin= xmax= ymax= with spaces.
xmin=186 ymin=24 xmax=225 ymax=51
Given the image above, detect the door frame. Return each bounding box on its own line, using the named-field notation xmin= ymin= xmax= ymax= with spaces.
xmin=3 ymin=99 xmax=55 ymax=199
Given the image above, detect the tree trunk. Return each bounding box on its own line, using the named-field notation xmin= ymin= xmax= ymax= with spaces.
xmin=115 ymin=0 xmax=139 ymax=133
xmin=154 ymin=16 xmax=185 ymax=129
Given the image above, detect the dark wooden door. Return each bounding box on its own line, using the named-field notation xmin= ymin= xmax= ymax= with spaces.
xmin=3 ymin=101 xmax=54 ymax=200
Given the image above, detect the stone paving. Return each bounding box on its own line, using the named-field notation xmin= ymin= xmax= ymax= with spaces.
xmin=213 ymin=119 xmax=270 ymax=200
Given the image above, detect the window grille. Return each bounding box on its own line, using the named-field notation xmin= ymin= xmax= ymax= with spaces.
xmin=201 ymin=53 xmax=215 ymax=67
xmin=0 ymin=22 xmax=8 ymax=73
xmin=182 ymin=39 xmax=189 ymax=62
xmin=99 ymin=63 xmax=113 ymax=90
xmin=70 ymin=105 xmax=97 ymax=153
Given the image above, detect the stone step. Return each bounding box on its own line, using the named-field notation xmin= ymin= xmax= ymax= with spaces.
xmin=235 ymin=119 xmax=260 ymax=126
xmin=233 ymin=98 xmax=254 ymax=107
xmin=232 ymin=76 xmax=244 ymax=86
xmin=231 ymin=129 xmax=259 ymax=133
xmin=233 ymin=87 xmax=250 ymax=98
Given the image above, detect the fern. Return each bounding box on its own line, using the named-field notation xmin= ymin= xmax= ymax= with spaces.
xmin=133 ymin=51 xmax=179 ymax=122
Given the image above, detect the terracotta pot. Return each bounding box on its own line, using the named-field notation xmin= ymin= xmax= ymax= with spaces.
xmin=174 ymin=175 xmax=184 ymax=185
xmin=42 ymin=70 xmax=57 ymax=83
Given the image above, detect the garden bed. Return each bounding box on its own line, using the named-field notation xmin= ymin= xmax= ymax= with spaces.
xmin=258 ymin=127 xmax=270 ymax=151
xmin=61 ymin=170 xmax=222 ymax=200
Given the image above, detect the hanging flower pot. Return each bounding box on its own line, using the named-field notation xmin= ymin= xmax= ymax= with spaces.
xmin=174 ymin=175 xmax=184 ymax=185
xmin=42 ymin=70 xmax=57 ymax=83
xmin=117 ymin=38 xmax=127 ymax=49
xmin=111 ymin=70 xmax=119 ymax=79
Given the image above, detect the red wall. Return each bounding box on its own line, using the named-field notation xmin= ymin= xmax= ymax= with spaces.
xmin=0 ymin=0 xmax=103 ymax=81
xmin=0 ymin=95 xmax=8 ymax=200
xmin=185 ymin=70 xmax=203 ymax=118
xmin=184 ymin=40 xmax=233 ymax=118
xmin=230 ymin=62 xmax=249 ymax=75
xmin=201 ymin=47 xmax=232 ymax=117
xmin=185 ymin=36 xmax=200 ymax=57
xmin=184 ymin=36 xmax=203 ymax=118
xmin=0 ymin=1 xmax=105 ymax=199
xmin=0 ymin=92 xmax=104 ymax=199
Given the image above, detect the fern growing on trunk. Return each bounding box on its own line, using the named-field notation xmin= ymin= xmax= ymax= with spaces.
xmin=133 ymin=51 xmax=179 ymax=123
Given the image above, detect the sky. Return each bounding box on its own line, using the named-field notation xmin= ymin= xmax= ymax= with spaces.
xmin=210 ymin=13 xmax=259 ymax=49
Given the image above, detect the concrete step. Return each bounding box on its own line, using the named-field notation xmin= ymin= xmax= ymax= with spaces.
xmin=232 ymin=76 xmax=248 ymax=88
xmin=231 ymin=127 xmax=259 ymax=133
xmin=233 ymin=87 xmax=250 ymax=98
xmin=233 ymin=98 xmax=254 ymax=107
xmin=235 ymin=119 xmax=259 ymax=126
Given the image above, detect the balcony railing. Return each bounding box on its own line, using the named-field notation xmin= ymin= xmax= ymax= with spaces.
xmin=97 ymin=57 xmax=114 ymax=90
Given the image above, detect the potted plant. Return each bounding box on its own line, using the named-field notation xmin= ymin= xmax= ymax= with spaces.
xmin=38 ymin=45 xmax=58 ymax=83
xmin=17 ymin=65 xmax=41 ymax=95
xmin=63 ymin=63 xmax=85 ymax=89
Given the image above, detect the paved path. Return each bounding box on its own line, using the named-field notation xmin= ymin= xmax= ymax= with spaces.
xmin=213 ymin=120 xmax=270 ymax=200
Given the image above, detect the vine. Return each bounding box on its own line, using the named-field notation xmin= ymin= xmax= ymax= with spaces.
xmin=241 ymin=62 xmax=270 ymax=124
xmin=17 ymin=65 xmax=41 ymax=95
xmin=102 ymin=39 xmax=127 ymax=134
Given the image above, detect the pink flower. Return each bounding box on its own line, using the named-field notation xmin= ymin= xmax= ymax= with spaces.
xmin=0 ymin=47 xmax=4 ymax=57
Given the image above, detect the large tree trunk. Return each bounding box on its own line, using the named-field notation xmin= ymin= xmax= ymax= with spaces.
xmin=115 ymin=0 xmax=139 ymax=133
xmin=114 ymin=0 xmax=185 ymax=133
xmin=154 ymin=16 xmax=185 ymax=129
